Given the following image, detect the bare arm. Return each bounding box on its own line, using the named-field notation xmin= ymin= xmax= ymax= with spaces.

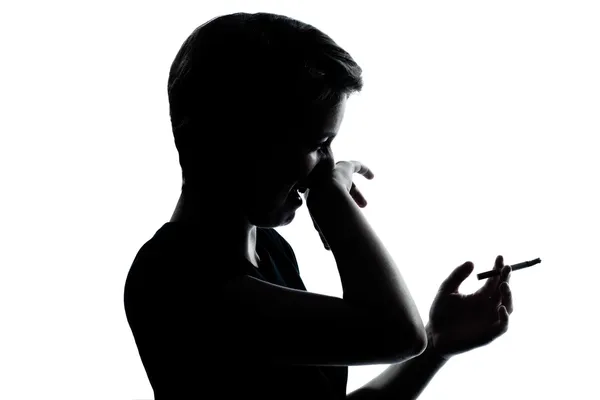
xmin=308 ymin=183 xmax=427 ymax=359
xmin=346 ymin=327 xmax=448 ymax=399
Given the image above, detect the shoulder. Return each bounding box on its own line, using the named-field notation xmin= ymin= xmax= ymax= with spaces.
xmin=125 ymin=223 xmax=250 ymax=304
xmin=124 ymin=224 xmax=199 ymax=308
xmin=124 ymin=225 xmax=175 ymax=311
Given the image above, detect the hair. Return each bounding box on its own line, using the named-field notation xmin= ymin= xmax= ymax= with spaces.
xmin=167 ymin=12 xmax=364 ymax=189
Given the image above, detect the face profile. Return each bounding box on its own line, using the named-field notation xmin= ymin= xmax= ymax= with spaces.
xmin=237 ymin=96 xmax=347 ymax=228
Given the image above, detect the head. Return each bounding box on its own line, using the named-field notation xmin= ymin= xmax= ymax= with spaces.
xmin=167 ymin=12 xmax=363 ymax=228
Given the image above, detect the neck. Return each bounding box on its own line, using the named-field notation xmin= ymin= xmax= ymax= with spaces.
xmin=170 ymin=189 xmax=261 ymax=267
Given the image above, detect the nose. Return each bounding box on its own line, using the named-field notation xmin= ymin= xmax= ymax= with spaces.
xmin=284 ymin=153 xmax=332 ymax=192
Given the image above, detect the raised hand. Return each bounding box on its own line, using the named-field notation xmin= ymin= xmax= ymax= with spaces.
xmin=302 ymin=148 xmax=374 ymax=250
xmin=426 ymin=255 xmax=513 ymax=360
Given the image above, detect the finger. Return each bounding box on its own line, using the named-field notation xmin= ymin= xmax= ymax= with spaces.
xmin=500 ymin=282 xmax=513 ymax=314
xmin=439 ymin=262 xmax=474 ymax=293
xmin=488 ymin=264 xmax=512 ymax=303
xmin=467 ymin=307 xmax=510 ymax=348
xmin=313 ymin=219 xmax=329 ymax=249
xmin=502 ymin=265 xmax=512 ymax=284
xmin=311 ymin=215 xmax=330 ymax=250
xmin=318 ymin=229 xmax=330 ymax=250
xmin=481 ymin=255 xmax=504 ymax=295
xmin=301 ymin=187 xmax=310 ymax=201
xmin=350 ymin=161 xmax=374 ymax=179
xmin=478 ymin=306 xmax=510 ymax=346
xmin=306 ymin=152 xmax=335 ymax=188
xmin=497 ymin=305 xmax=509 ymax=327
xmin=350 ymin=182 xmax=368 ymax=207
xmin=321 ymin=234 xmax=330 ymax=250
xmin=489 ymin=305 xmax=510 ymax=338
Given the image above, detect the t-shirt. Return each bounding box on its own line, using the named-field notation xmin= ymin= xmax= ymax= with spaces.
xmin=124 ymin=221 xmax=348 ymax=399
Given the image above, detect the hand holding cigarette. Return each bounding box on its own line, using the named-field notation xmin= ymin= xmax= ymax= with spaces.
xmin=426 ymin=255 xmax=513 ymax=359
xmin=477 ymin=258 xmax=542 ymax=280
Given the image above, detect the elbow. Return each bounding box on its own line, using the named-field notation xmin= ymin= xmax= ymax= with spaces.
xmin=404 ymin=315 xmax=427 ymax=355
xmin=413 ymin=315 xmax=428 ymax=355
xmin=387 ymin=322 xmax=427 ymax=361
xmin=411 ymin=327 xmax=428 ymax=356
xmin=414 ymin=313 xmax=428 ymax=353
xmin=388 ymin=330 xmax=427 ymax=363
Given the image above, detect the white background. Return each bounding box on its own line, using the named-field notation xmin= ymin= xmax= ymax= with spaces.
xmin=1 ymin=1 xmax=598 ymax=399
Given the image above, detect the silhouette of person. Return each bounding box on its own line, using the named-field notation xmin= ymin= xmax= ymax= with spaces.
xmin=124 ymin=12 xmax=513 ymax=400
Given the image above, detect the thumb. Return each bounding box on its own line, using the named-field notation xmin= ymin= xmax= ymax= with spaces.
xmin=439 ymin=262 xmax=474 ymax=293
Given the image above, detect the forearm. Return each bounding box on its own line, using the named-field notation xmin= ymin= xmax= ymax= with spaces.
xmin=308 ymin=185 xmax=426 ymax=347
xmin=346 ymin=330 xmax=448 ymax=400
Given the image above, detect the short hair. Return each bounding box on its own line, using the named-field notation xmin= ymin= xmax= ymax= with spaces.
xmin=167 ymin=12 xmax=364 ymax=188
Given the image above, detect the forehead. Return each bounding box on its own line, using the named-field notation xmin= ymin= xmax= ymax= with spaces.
xmin=282 ymin=98 xmax=347 ymax=139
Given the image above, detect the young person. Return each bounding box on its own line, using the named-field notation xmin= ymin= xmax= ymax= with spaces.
xmin=124 ymin=12 xmax=513 ymax=399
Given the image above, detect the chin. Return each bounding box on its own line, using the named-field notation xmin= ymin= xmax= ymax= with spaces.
xmin=248 ymin=214 xmax=294 ymax=228
xmin=247 ymin=198 xmax=299 ymax=228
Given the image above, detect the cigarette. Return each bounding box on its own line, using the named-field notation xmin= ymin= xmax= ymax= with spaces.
xmin=477 ymin=258 xmax=542 ymax=280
